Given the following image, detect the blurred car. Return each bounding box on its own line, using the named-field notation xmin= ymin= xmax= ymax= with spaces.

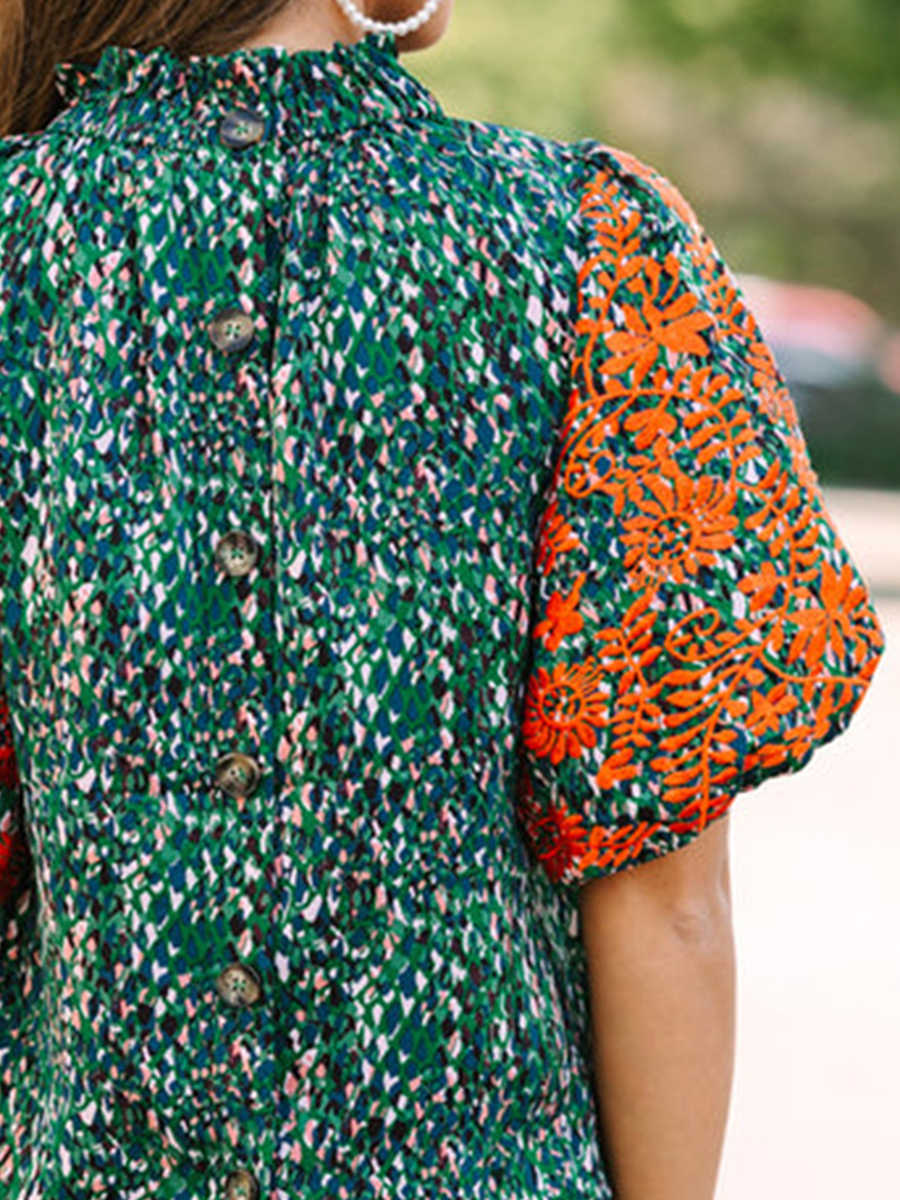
xmin=738 ymin=275 xmax=900 ymax=490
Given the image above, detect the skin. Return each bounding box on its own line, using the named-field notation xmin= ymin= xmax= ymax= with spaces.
xmin=243 ymin=4 xmax=738 ymax=1196
xmin=239 ymin=0 xmax=455 ymax=55
xmin=579 ymin=815 xmax=736 ymax=1200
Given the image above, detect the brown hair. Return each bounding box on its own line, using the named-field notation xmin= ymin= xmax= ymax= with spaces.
xmin=0 ymin=0 xmax=297 ymax=137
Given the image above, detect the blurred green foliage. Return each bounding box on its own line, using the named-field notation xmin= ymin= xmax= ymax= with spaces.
xmin=623 ymin=0 xmax=900 ymax=112
xmin=414 ymin=0 xmax=900 ymax=322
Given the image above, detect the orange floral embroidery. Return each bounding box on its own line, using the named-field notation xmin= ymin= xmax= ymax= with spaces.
xmin=579 ymin=820 xmax=661 ymax=873
xmin=592 ymin=591 xmax=665 ymax=749
xmin=516 ymin=153 xmax=884 ymax=889
xmin=738 ymin=561 xmax=787 ymax=614
xmin=516 ymin=769 xmax=587 ymax=884
xmin=623 ymin=395 xmax=677 ymax=450
xmin=746 ymin=740 xmax=791 ymax=773
xmin=533 ymin=572 xmax=587 ymax=652
xmin=603 ymin=255 xmax=715 ymax=384
xmin=702 ymin=271 xmax=751 ymax=342
xmin=522 ymin=657 xmax=609 ymax=765
xmin=668 ymin=789 xmax=733 ymax=834
xmin=593 ymin=747 xmax=640 ymax=790
xmin=535 ymin=495 xmax=581 ymax=575
xmin=743 ymin=684 xmax=800 ymax=738
xmin=620 ymin=464 xmax=738 ymax=585
xmin=0 ymin=742 xmax=18 ymax=790
xmin=787 ymin=562 xmax=873 ymax=669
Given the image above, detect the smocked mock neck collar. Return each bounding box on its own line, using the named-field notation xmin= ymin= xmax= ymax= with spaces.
xmin=53 ymin=31 xmax=443 ymax=135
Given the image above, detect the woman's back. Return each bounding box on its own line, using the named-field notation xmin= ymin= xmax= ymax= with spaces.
xmin=0 ymin=18 xmax=883 ymax=1200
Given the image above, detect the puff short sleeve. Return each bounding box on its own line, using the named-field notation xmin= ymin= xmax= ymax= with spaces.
xmin=515 ymin=142 xmax=885 ymax=892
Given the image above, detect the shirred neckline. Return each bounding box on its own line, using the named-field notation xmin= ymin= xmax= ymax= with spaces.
xmin=52 ymin=30 xmax=444 ymax=134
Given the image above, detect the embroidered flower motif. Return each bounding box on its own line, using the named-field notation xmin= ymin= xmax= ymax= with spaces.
xmin=516 ymin=769 xmax=588 ymax=884
xmin=522 ymin=657 xmax=610 ymax=765
xmin=787 ymin=562 xmax=873 ymax=669
xmin=620 ymin=464 xmax=738 ymax=586
xmin=533 ymin=573 xmax=587 ymax=652
xmin=602 ymin=255 xmax=715 ymax=384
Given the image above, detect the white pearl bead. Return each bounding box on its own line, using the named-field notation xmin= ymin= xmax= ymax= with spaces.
xmin=333 ymin=0 xmax=444 ymax=38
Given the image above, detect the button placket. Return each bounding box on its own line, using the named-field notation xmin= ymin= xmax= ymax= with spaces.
xmin=201 ymin=92 xmax=284 ymax=1192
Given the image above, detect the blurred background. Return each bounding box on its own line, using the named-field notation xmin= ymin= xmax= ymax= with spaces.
xmin=417 ymin=0 xmax=900 ymax=490
xmin=413 ymin=2 xmax=899 ymax=1196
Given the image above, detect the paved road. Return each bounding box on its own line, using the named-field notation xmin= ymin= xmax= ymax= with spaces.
xmin=717 ymin=489 xmax=899 ymax=1200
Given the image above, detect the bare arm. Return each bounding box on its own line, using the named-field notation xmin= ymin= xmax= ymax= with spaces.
xmin=578 ymin=814 xmax=736 ymax=1200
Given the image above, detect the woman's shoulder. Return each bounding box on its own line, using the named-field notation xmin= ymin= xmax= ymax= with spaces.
xmin=0 ymin=121 xmax=70 ymax=212
xmin=567 ymin=138 xmax=707 ymax=234
xmin=0 ymin=127 xmax=46 ymax=181
xmin=435 ymin=113 xmax=709 ymax=251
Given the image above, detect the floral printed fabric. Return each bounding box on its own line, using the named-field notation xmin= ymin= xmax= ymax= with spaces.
xmin=518 ymin=146 xmax=884 ymax=888
xmin=0 ymin=27 xmax=884 ymax=1200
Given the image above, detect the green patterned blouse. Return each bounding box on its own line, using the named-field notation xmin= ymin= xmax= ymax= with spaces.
xmin=0 ymin=28 xmax=884 ymax=1200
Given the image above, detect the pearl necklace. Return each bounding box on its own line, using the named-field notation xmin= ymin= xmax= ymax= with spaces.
xmin=332 ymin=0 xmax=444 ymax=38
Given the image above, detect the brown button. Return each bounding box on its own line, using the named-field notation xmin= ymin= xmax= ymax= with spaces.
xmin=208 ymin=307 xmax=255 ymax=353
xmin=214 ymin=752 xmax=262 ymax=799
xmin=218 ymin=108 xmax=266 ymax=150
xmin=215 ymin=964 xmax=263 ymax=1009
xmin=215 ymin=530 xmax=259 ymax=578
xmin=223 ymin=1168 xmax=260 ymax=1200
